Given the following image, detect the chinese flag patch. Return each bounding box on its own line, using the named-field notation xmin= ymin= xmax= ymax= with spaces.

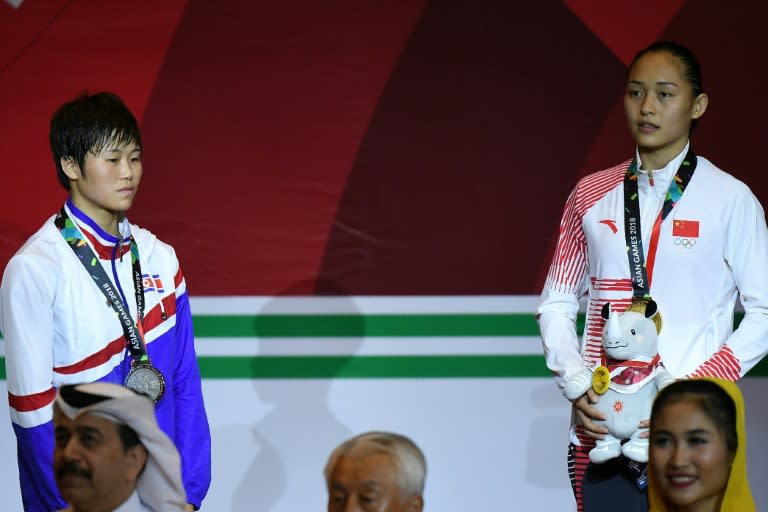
xmin=673 ymin=219 xmax=699 ymax=237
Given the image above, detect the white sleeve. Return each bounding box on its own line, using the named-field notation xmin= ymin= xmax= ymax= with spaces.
xmin=1 ymin=251 xmax=56 ymax=415
xmin=538 ymin=288 xmax=586 ymax=390
xmin=537 ymin=185 xmax=589 ymax=391
xmin=721 ymin=185 xmax=768 ymax=376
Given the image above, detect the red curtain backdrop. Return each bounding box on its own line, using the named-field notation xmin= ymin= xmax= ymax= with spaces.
xmin=2 ymin=0 xmax=767 ymax=295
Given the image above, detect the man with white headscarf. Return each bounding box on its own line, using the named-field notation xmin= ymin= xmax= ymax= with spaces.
xmin=53 ymin=382 xmax=187 ymax=512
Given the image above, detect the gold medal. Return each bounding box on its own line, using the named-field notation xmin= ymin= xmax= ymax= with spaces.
xmin=626 ymin=298 xmax=662 ymax=334
xmin=592 ymin=366 xmax=610 ymax=395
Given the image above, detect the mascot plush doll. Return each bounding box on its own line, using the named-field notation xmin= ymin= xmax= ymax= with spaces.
xmin=563 ymin=299 xmax=674 ymax=463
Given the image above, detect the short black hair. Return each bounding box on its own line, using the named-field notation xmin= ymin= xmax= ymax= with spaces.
xmin=49 ymin=91 xmax=141 ymax=190
xmin=651 ymin=379 xmax=737 ymax=454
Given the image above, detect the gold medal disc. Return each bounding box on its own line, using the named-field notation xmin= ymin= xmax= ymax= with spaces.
xmin=592 ymin=366 xmax=610 ymax=395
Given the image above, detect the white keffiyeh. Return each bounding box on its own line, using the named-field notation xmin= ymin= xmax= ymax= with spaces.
xmin=56 ymin=383 xmax=187 ymax=512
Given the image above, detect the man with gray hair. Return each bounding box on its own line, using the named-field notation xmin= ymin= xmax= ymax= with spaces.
xmin=325 ymin=431 xmax=426 ymax=512
xmin=53 ymin=382 xmax=187 ymax=512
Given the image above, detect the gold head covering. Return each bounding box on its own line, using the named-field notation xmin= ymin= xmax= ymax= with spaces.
xmin=647 ymin=378 xmax=755 ymax=511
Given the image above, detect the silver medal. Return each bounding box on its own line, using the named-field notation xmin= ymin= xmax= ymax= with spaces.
xmin=125 ymin=364 xmax=166 ymax=403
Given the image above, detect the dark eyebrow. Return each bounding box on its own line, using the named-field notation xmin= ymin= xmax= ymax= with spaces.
xmin=626 ymin=80 xmax=679 ymax=88
xmin=652 ymin=427 xmax=712 ymax=437
xmin=76 ymin=425 xmax=104 ymax=438
xmin=104 ymin=147 xmax=141 ymax=154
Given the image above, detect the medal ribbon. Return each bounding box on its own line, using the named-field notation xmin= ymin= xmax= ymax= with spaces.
xmin=605 ymin=354 xmax=661 ymax=385
xmin=55 ymin=207 xmax=151 ymax=366
xmin=623 ymin=148 xmax=697 ymax=298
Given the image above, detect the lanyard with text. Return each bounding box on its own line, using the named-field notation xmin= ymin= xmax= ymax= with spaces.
xmin=623 ymin=148 xmax=697 ymax=298
xmin=55 ymin=207 xmax=166 ymax=402
xmin=56 ymin=208 xmax=148 ymax=360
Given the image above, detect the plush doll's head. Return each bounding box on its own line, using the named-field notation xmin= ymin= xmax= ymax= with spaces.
xmin=600 ymin=300 xmax=661 ymax=361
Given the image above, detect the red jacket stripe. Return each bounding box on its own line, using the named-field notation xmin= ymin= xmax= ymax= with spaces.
xmin=53 ymin=294 xmax=177 ymax=375
xmin=8 ymin=387 xmax=56 ymax=412
xmin=689 ymin=345 xmax=741 ymax=381
xmin=546 ymin=164 xmax=628 ymax=293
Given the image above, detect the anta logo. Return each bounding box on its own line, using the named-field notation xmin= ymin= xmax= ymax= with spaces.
xmin=599 ymin=219 xmax=618 ymax=234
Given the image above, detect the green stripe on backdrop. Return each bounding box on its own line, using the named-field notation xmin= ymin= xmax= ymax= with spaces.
xmin=1 ymin=312 xmax=759 ymax=379
xmin=0 ymin=313 xmax=554 ymax=341
xmin=1 ymin=312 xmax=748 ymax=338
xmin=192 ymin=312 xmax=748 ymax=338
xmin=1 ymin=355 xmax=767 ymax=380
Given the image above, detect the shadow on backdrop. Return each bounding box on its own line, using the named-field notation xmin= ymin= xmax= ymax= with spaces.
xmin=232 ymin=280 xmax=363 ymax=511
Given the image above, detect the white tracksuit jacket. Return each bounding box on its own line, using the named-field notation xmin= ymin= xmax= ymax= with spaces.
xmin=539 ymin=144 xmax=768 ymax=441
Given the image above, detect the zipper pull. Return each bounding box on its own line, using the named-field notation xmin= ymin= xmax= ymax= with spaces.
xmin=648 ymin=169 xmax=654 ymax=187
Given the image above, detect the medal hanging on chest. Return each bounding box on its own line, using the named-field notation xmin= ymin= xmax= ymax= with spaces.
xmin=592 ymin=150 xmax=698 ymax=389
xmin=125 ymin=363 xmax=166 ymax=402
xmin=56 ymin=206 xmax=166 ymax=402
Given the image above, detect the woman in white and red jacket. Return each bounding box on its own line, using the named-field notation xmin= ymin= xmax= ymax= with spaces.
xmin=538 ymin=41 xmax=768 ymax=512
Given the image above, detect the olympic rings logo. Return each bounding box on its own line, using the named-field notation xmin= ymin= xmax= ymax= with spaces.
xmin=674 ymin=237 xmax=696 ymax=249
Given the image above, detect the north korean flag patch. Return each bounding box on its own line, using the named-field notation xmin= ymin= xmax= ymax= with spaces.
xmin=672 ymin=219 xmax=699 ymax=238
xmin=142 ymin=274 xmax=165 ymax=293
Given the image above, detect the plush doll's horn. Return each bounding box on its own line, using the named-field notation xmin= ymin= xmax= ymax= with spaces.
xmin=606 ymin=304 xmax=622 ymax=340
xmin=645 ymin=300 xmax=658 ymax=318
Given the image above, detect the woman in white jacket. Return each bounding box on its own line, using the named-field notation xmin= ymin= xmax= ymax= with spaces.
xmin=538 ymin=41 xmax=768 ymax=512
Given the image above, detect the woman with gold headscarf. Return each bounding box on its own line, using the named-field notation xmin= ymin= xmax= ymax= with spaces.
xmin=648 ymin=378 xmax=755 ymax=511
